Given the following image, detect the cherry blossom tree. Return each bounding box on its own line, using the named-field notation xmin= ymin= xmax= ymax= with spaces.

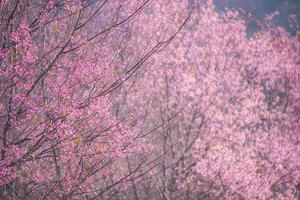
xmin=0 ymin=0 xmax=191 ymax=199
xmin=1 ymin=0 xmax=299 ymax=199
xmin=120 ymin=1 xmax=300 ymax=199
